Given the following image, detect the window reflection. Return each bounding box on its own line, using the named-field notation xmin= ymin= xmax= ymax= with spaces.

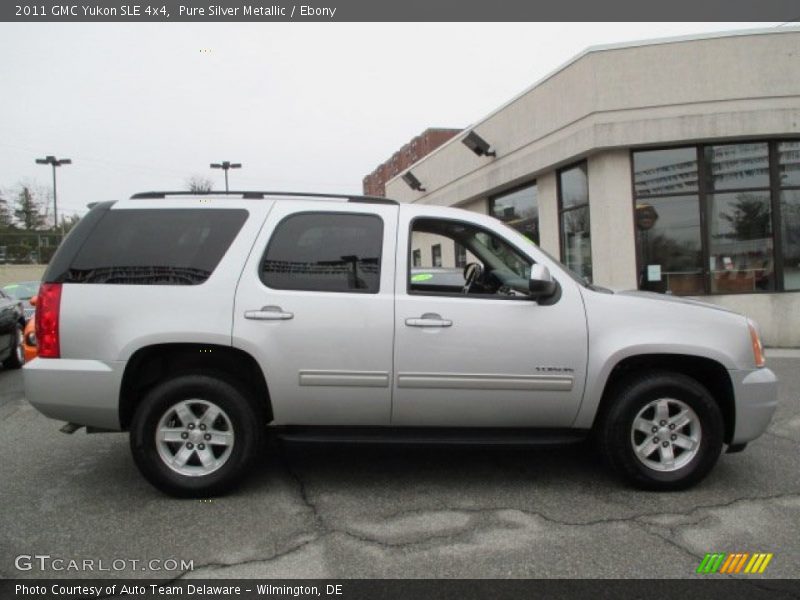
xmin=489 ymin=183 xmax=539 ymax=244
xmin=560 ymin=163 xmax=588 ymax=208
xmin=634 ymin=147 xmax=698 ymax=195
xmin=781 ymin=190 xmax=800 ymax=291
xmin=559 ymin=163 xmax=592 ymax=281
xmin=779 ymin=141 xmax=800 ymax=187
xmin=637 ymin=196 xmax=703 ymax=295
xmin=561 ymin=205 xmax=592 ymax=281
xmin=709 ymin=192 xmax=774 ymax=293
xmin=705 ymin=143 xmax=769 ymax=191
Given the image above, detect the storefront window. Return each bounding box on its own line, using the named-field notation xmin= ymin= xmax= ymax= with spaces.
xmin=779 ymin=141 xmax=800 ymax=187
xmin=705 ymin=143 xmax=770 ymax=191
xmin=558 ymin=163 xmax=592 ymax=281
xmin=633 ymin=140 xmax=800 ymax=295
xmin=634 ymin=147 xmax=698 ymax=195
xmin=490 ymin=183 xmax=539 ymax=244
xmin=709 ymin=192 xmax=774 ymax=293
xmin=636 ymin=196 xmax=704 ymax=295
xmin=781 ymin=191 xmax=800 ymax=291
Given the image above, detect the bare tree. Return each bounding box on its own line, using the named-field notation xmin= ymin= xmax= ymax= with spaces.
xmin=186 ymin=176 xmax=214 ymax=193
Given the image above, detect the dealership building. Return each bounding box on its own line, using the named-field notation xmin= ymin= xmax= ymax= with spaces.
xmin=378 ymin=28 xmax=800 ymax=346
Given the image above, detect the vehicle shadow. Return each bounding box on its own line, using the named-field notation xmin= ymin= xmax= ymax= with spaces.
xmin=246 ymin=437 xmax=613 ymax=496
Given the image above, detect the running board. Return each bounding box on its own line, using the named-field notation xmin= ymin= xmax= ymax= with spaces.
xmin=274 ymin=426 xmax=589 ymax=446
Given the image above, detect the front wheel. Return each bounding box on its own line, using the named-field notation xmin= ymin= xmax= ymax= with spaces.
xmin=130 ymin=375 xmax=263 ymax=497
xmin=598 ymin=371 xmax=724 ymax=491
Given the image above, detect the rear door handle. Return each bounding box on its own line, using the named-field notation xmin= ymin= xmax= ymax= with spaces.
xmin=405 ymin=313 xmax=452 ymax=328
xmin=244 ymin=305 xmax=294 ymax=320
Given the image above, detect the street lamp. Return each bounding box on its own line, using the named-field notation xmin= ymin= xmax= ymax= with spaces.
xmin=35 ymin=155 xmax=72 ymax=231
xmin=209 ymin=161 xmax=242 ymax=193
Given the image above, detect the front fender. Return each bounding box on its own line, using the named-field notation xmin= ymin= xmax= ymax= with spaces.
xmin=572 ymin=288 xmax=751 ymax=429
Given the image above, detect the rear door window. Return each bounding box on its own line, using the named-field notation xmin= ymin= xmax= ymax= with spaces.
xmin=261 ymin=212 xmax=383 ymax=293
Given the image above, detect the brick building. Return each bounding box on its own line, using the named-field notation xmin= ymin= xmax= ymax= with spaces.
xmin=363 ymin=128 xmax=461 ymax=197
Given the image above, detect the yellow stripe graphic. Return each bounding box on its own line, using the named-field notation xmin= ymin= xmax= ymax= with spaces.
xmin=744 ymin=554 xmax=759 ymax=573
xmin=758 ymin=553 xmax=773 ymax=573
xmin=750 ymin=554 xmax=766 ymax=573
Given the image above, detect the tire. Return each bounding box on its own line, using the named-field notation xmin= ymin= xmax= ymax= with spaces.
xmin=2 ymin=323 xmax=25 ymax=369
xmin=597 ymin=370 xmax=723 ymax=491
xmin=130 ymin=374 xmax=263 ymax=497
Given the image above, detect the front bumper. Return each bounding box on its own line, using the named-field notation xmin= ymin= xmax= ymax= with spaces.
xmin=23 ymin=358 xmax=125 ymax=430
xmin=729 ymin=367 xmax=778 ymax=445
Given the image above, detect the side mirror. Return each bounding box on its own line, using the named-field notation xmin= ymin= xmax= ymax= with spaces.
xmin=529 ymin=264 xmax=557 ymax=299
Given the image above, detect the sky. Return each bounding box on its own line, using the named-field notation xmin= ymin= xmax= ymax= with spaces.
xmin=0 ymin=21 xmax=790 ymax=219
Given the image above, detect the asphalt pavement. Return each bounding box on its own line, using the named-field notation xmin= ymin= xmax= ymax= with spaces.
xmin=1 ymin=354 xmax=798 ymax=579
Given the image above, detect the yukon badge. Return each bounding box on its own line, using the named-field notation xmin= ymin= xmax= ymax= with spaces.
xmin=535 ymin=366 xmax=575 ymax=373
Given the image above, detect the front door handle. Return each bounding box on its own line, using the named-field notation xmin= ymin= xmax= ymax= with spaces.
xmin=244 ymin=305 xmax=294 ymax=320
xmin=405 ymin=313 xmax=453 ymax=328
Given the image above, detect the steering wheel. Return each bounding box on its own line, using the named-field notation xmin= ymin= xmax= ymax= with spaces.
xmin=462 ymin=262 xmax=483 ymax=295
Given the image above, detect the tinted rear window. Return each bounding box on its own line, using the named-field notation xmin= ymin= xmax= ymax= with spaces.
xmin=66 ymin=209 xmax=248 ymax=285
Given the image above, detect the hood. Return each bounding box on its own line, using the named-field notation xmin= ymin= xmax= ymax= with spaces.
xmin=614 ymin=290 xmax=736 ymax=314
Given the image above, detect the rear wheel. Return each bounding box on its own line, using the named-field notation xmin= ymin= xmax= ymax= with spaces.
xmin=2 ymin=323 xmax=25 ymax=369
xmin=130 ymin=374 xmax=263 ymax=497
xmin=598 ymin=371 xmax=723 ymax=491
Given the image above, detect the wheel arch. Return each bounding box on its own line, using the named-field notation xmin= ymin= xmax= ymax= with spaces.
xmin=119 ymin=343 xmax=272 ymax=431
xmin=591 ymin=353 xmax=735 ymax=445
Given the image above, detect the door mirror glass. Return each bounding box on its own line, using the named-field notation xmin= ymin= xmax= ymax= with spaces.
xmin=529 ymin=264 xmax=557 ymax=299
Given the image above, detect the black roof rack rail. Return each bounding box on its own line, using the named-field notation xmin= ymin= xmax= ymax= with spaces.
xmin=129 ymin=190 xmax=399 ymax=205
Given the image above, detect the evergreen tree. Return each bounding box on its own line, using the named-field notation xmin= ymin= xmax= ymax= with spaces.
xmin=14 ymin=185 xmax=46 ymax=230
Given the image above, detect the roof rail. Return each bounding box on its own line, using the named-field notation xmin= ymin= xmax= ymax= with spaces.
xmin=129 ymin=190 xmax=399 ymax=205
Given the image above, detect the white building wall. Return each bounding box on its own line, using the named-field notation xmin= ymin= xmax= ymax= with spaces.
xmin=537 ymin=172 xmax=560 ymax=257
xmin=587 ymin=150 xmax=638 ymax=291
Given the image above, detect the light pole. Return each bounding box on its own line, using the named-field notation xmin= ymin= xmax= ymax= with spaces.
xmin=35 ymin=155 xmax=72 ymax=231
xmin=210 ymin=161 xmax=241 ymax=193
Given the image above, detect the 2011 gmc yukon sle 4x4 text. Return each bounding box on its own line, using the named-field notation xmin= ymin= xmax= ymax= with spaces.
xmin=23 ymin=191 xmax=778 ymax=496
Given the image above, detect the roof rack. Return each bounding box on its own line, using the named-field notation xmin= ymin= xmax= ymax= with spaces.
xmin=129 ymin=190 xmax=399 ymax=205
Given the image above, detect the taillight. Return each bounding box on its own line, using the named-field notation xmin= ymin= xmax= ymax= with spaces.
xmin=36 ymin=283 xmax=62 ymax=358
xmin=748 ymin=320 xmax=765 ymax=368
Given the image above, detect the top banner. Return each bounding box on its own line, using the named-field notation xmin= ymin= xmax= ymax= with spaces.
xmin=3 ymin=0 xmax=799 ymax=22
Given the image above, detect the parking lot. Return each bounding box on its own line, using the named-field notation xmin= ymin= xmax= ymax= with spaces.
xmin=1 ymin=353 xmax=798 ymax=580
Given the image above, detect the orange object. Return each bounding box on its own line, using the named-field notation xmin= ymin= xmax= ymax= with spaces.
xmin=23 ymin=317 xmax=37 ymax=362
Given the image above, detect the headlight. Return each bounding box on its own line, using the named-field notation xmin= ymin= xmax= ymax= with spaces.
xmin=25 ymin=331 xmax=36 ymax=347
xmin=748 ymin=319 xmax=765 ymax=368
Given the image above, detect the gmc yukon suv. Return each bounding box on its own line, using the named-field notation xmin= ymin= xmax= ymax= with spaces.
xmin=23 ymin=192 xmax=778 ymax=496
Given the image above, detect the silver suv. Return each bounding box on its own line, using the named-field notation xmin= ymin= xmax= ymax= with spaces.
xmin=23 ymin=192 xmax=778 ymax=496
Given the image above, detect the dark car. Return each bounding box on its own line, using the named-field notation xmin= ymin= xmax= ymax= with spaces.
xmin=0 ymin=289 xmax=25 ymax=369
xmin=2 ymin=281 xmax=39 ymax=321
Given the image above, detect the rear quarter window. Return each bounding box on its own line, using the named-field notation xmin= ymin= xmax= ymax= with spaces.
xmin=65 ymin=209 xmax=248 ymax=285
